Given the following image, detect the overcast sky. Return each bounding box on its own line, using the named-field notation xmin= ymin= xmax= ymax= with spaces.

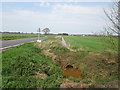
xmin=1 ymin=1 xmax=114 ymax=34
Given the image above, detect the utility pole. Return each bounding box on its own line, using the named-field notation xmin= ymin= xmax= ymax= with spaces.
xmin=38 ymin=28 xmax=41 ymax=40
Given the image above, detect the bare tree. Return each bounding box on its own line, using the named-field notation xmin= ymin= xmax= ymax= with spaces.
xmin=42 ymin=28 xmax=50 ymax=35
xmin=104 ymin=1 xmax=120 ymax=34
xmin=102 ymin=1 xmax=119 ymax=50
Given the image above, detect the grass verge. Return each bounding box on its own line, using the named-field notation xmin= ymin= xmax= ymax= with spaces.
xmin=2 ymin=42 xmax=63 ymax=88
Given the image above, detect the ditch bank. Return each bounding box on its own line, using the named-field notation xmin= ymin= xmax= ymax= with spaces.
xmin=35 ymin=36 xmax=84 ymax=79
xmin=35 ymin=36 xmax=119 ymax=88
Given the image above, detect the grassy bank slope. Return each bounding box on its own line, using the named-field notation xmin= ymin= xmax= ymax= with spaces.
xmin=64 ymin=36 xmax=118 ymax=52
xmin=2 ymin=42 xmax=63 ymax=88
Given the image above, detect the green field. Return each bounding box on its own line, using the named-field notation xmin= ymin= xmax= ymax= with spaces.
xmin=64 ymin=36 xmax=118 ymax=52
xmin=2 ymin=42 xmax=63 ymax=88
xmin=1 ymin=33 xmax=44 ymax=40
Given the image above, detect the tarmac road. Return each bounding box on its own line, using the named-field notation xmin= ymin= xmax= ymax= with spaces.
xmin=0 ymin=36 xmax=49 ymax=50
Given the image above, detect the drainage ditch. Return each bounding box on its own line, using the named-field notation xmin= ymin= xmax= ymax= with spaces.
xmin=61 ymin=65 xmax=84 ymax=78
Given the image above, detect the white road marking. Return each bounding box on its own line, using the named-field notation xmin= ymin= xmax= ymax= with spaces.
xmin=0 ymin=43 xmax=24 ymax=50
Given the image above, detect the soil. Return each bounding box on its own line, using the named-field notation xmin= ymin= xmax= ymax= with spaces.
xmin=88 ymin=52 xmax=101 ymax=55
xmin=60 ymin=79 xmax=91 ymax=88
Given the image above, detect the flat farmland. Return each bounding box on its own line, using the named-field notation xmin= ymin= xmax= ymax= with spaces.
xmin=64 ymin=36 xmax=118 ymax=52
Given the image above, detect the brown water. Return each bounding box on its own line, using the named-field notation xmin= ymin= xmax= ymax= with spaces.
xmin=61 ymin=66 xmax=84 ymax=78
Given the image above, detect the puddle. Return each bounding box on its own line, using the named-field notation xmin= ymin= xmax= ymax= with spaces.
xmin=61 ymin=65 xmax=84 ymax=78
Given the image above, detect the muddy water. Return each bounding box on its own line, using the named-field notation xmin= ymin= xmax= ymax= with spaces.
xmin=61 ymin=66 xmax=84 ymax=78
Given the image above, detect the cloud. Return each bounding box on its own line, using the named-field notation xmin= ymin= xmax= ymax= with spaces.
xmin=52 ymin=4 xmax=104 ymax=15
xmin=39 ymin=2 xmax=50 ymax=7
xmin=2 ymin=3 xmax=110 ymax=34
